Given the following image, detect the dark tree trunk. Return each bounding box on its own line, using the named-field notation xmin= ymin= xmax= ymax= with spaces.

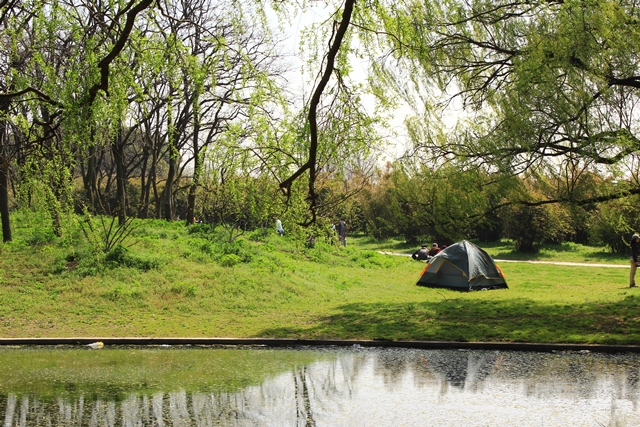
xmin=137 ymin=136 xmax=150 ymax=218
xmin=164 ymin=105 xmax=189 ymax=221
xmin=186 ymin=104 xmax=200 ymax=225
xmin=81 ymin=108 xmax=98 ymax=212
xmin=112 ymin=127 xmax=127 ymax=224
xmin=164 ymin=154 xmax=176 ymax=220
xmin=0 ymin=102 xmax=10 ymax=242
xmin=279 ymin=0 xmax=355 ymax=225
xmin=150 ymin=131 xmax=162 ymax=219
xmin=0 ymin=159 xmax=11 ymax=243
xmin=40 ymin=106 xmax=63 ymax=237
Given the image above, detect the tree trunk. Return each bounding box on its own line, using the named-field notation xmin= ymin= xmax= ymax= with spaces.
xmin=153 ymin=176 xmax=160 ymax=219
xmin=186 ymin=180 xmax=197 ymax=224
xmin=0 ymin=107 xmax=10 ymax=242
xmin=279 ymin=0 xmax=355 ymax=225
xmin=0 ymin=158 xmax=11 ymax=243
xmin=137 ymin=137 xmax=150 ymax=218
xmin=164 ymin=153 xmax=176 ymax=220
xmin=112 ymin=127 xmax=127 ymax=224
xmin=186 ymin=102 xmax=200 ymax=225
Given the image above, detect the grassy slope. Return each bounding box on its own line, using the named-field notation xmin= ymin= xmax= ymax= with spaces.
xmin=0 ymin=213 xmax=638 ymax=345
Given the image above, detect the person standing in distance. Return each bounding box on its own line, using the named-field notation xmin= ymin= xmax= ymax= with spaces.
xmin=337 ymin=218 xmax=347 ymax=247
xmin=630 ymin=233 xmax=640 ymax=287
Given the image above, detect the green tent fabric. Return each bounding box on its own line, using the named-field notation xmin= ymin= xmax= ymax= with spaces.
xmin=416 ymin=240 xmax=508 ymax=291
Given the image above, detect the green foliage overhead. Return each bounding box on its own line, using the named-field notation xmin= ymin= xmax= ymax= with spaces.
xmin=366 ymin=0 xmax=640 ymax=216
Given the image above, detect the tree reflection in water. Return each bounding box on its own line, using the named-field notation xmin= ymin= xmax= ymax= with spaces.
xmin=1 ymin=348 xmax=639 ymax=426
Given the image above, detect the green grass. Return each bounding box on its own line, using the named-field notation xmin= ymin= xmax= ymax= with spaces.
xmin=0 ymin=211 xmax=638 ymax=345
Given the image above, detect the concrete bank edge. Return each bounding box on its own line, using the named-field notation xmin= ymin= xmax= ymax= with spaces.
xmin=1 ymin=337 xmax=639 ymax=353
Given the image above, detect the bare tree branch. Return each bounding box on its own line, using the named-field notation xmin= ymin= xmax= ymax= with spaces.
xmin=86 ymin=0 xmax=155 ymax=105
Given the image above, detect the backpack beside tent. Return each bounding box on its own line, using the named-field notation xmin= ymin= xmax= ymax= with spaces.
xmin=416 ymin=240 xmax=507 ymax=291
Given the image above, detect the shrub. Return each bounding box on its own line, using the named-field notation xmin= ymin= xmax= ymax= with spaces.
xmin=105 ymin=245 xmax=160 ymax=271
xmin=247 ymin=227 xmax=270 ymax=242
xmin=27 ymin=228 xmax=58 ymax=246
xmin=504 ymin=205 xmax=547 ymax=253
xmin=105 ymin=245 xmax=130 ymax=265
xmin=79 ymin=213 xmax=138 ymax=253
xmin=187 ymin=223 xmax=214 ymax=235
xmin=588 ymin=199 xmax=640 ymax=254
xmin=200 ymin=241 xmax=213 ymax=255
xmin=219 ymin=254 xmax=242 ymax=267
xmin=219 ymin=240 xmax=253 ymax=263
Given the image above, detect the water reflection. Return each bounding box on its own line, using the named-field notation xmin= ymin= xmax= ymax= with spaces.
xmin=1 ymin=347 xmax=639 ymax=426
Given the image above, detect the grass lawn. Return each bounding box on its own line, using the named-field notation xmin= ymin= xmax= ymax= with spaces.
xmin=0 ymin=212 xmax=638 ymax=345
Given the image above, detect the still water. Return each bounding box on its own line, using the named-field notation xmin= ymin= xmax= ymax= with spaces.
xmin=1 ymin=345 xmax=639 ymax=426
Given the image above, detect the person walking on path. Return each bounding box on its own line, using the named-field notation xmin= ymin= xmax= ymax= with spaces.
xmin=630 ymin=233 xmax=640 ymax=287
xmin=337 ymin=219 xmax=347 ymax=247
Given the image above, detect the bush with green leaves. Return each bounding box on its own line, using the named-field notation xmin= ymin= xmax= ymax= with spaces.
xmin=587 ymin=199 xmax=640 ymax=254
xmin=186 ymin=222 xmax=214 ymax=236
xmin=104 ymin=245 xmax=160 ymax=271
xmin=503 ymin=205 xmax=548 ymax=253
xmin=219 ymin=254 xmax=242 ymax=267
xmin=79 ymin=213 xmax=138 ymax=254
xmin=186 ymin=225 xmax=255 ymax=264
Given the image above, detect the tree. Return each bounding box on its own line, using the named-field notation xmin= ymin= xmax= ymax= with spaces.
xmin=366 ymin=0 xmax=640 ymax=221
xmin=0 ymin=0 xmax=155 ymax=241
xmin=0 ymin=0 xmax=408 ymax=243
xmin=271 ymin=0 xmax=393 ymax=226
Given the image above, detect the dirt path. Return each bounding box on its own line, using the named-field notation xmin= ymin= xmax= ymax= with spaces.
xmin=493 ymin=259 xmax=628 ymax=268
xmin=379 ymin=252 xmax=628 ymax=268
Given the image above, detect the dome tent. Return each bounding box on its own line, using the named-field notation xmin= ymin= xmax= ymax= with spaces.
xmin=416 ymin=240 xmax=507 ymax=291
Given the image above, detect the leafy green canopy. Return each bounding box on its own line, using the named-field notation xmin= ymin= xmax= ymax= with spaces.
xmin=367 ymin=0 xmax=640 ymax=207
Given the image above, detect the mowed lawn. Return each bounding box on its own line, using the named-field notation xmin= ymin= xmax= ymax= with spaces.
xmin=0 ymin=215 xmax=638 ymax=345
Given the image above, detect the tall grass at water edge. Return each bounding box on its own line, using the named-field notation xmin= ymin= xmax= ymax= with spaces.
xmin=0 ymin=211 xmax=638 ymax=345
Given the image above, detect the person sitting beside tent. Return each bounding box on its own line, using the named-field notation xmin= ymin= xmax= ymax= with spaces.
xmin=412 ymin=245 xmax=430 ymax=261
xmin=427 ymin=243 xmax=441 ymax=257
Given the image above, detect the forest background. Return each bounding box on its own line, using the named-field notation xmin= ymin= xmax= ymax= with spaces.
xmin=1 ymin=0 xmax=640 ymax=257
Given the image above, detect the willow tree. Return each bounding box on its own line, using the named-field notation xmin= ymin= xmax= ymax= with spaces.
xmin=0 ymin=0 xmax=155 ymax=241
xmin=0 ymin=1 xmax=31 ymax=242
xmin=266 ymin=0 xmax=393 ymax=226
xmin=367 ymin=0 xmax=640 ymax=214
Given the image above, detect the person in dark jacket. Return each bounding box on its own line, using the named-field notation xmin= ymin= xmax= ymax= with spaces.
xmin=427 ymin=243 xmax=441 ymax=257
xmin=412 ymin=245 xmax=430 ymax=261
xmin=630 ymin=234 xmax=640 ymax=288
xmin=336 ymin=219 xmax=347 ymax=247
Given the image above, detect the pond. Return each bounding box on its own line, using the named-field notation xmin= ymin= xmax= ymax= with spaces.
xmin=1 ymin=345 xmax=639 ymax=426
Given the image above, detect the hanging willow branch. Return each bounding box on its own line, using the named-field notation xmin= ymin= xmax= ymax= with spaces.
xmin=279 ymin=0 xmax=355 ymax=225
